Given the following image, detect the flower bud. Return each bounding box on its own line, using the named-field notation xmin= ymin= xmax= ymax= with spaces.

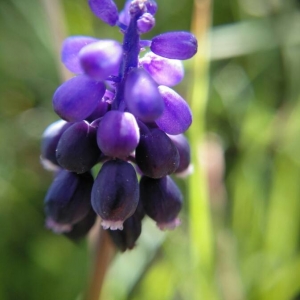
xmin=64 ymin=209 xmax=97 ymax=241
xmin=168 ymin=134 xmax=191 ymax=173
xmin=155 ymin=85 xmax=192 ymax=135
xmin=45 ymin=170 xmax=94 ymax=233
xmin=56 ymin=121 xmax=101 ymax=173
xmin=137 ymin=13 xmax=155 ymax=34
xmin=88 ymin=0 xmax=119 ymax=26
xmin=53 ymin=75 xmax=106 ymax=122
xmin=140 ymin=176 xmax=182 ymax=230
xmin=108 ymin=209 xmax=142 ymax=252
xmin=151 ymin=31 xmax=198 ymax=60
xmin=135 ymin=128 xmax=179 ymax=178
xmin=97 ymin=111 xmax=140 ymax=159
xmin=119 ymin=0 xmax=132 ymax=26
xmin=145 ymin=0 xmax=157 ymax=15
xmin=91 ymin=160 xmax=139 ymax=230
xmin=61 ymin=36 xmax=98 ymax=74
xmin=140 ymin=52 xmax=184 ymax=87
xmin=41 ymin=120 xmax=72 ymax=170
xmin=79 ymin=40 xmax=123 ymax=81
xmin=124 ymin=68 xmax=164 ymax=122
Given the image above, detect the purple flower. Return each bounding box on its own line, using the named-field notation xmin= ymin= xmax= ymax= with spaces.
xmin=41 ymin=0 xmax=197 ymax=248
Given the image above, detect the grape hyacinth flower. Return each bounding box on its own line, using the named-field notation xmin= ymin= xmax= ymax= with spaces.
xmin=41 ymin=0 xmax=197 ymax=250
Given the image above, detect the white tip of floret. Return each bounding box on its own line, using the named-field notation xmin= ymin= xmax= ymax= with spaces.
xmin=40 ymin=156 xmax=60 ymax=172
xmin=157 ymin=218 xmax=181 ymax=231
xmin=175 ymin=164 xmax=194 ymax=178
xmin=45 ymin=217 xmax=73 ymax=233
xmin=101 ymin=220 xmax=124 ymax=230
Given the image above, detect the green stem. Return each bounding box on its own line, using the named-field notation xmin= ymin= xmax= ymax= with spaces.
xmin=188 ymin=0 xmax=218 ymax=299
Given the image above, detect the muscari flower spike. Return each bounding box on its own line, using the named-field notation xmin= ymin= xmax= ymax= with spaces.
xmin=41 ymin=0 xmax=197 ymax=250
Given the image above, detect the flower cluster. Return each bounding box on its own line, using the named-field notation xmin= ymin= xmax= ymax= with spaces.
xmin=41 ymin=0 xmax=197 ymax=251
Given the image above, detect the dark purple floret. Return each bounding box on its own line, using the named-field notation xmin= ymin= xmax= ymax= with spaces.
xmin=91 ymin=160 xmax=139 ymax=230
xmin=41 ymin=120 xmax=73 ymax=170
xmin=56 ymin=121 xmax=101 ymax=174
xmin=140 ymin=175 xmax=183 ymax=230
xmin=45 ymin=170 xmax=94 ymax=233
xmin=151 ymin=31 xmax=198 ymax=60
xmin=168 ymin=134 xmax=191 ymax=174
xmin=108 ymin=209 xmax=142 ymax=252
xmin=88 ymin=0 xmax=119 ymax=26
xmin=135 ymin=128 xmax=179 ymax=178
xmin=64 ymin=209 xmax=97 ymax=241
xmin=52 ymin=75 xmax=106 ymax=122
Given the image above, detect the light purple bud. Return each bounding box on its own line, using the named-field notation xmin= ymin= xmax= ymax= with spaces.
xmin=156 ymin=86 xmax=192 ymax=135
xmin=91 ymin=160 xmax=139 ymax=230
xmin=88 ymin=0 xmax=119 ymax=26
xmin=97 ymin=111 xmax=140 ymax=159
xmin=124 ymin=68 xmax=164 ymax=122
xmin=61 ymin=36 xmax=98 ymax=74
xmin=151 ymin=31 xmax=198 ymax=60
xmin=137 ymin=13 xmax=155 ymax=34
xmin=119 ymin=0 xmax=131 ymax=26
xmin=79 ymin=40 xmax=123 ymax=81
xmin=140 ymin=52 xmax=184 ymax=87
xmin=145 ymin=0 xmax=157 ymax=15
xmin=53 ymin=75 xmax=106 ymax=122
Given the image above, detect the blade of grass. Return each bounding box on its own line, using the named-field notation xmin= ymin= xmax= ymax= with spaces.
xmin=188 ymin=0 xmax=219 ymax=299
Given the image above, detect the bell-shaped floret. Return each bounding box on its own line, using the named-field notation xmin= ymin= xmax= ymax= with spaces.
xmin=155 ymin=86 xmax=192 ymax=135
xmin=135 ymin=128 xmax=179 ymax=178
xmin=168 ymin=134 xmax=191 ymax=173
xmin=151 ymin=31 xmax=198 ymax=60
xmin=108 ymin=208 xmax=142 ymax=252
xmin=53 ymin=75 xmax=106 ymax=122
xmin=124 ymin=68 xmax=164 ymax=122
xmin=140 ymin=52 xmax=184 ymax=87
xmin=91 ymin=160 xmax=139 ymax=230
xmin=56 ymin=121 xmax=101 ymax=173
xmin=45 ymin=170 xmax=94 ymax=233
xmin=88 ymin=0 xmax=119 ymax=26
xmin=64 ymin=209 xmax=97 ymax=241
xmin=61 ymin=36 xmax=98 ymax=74
xmin=79 ymin=40 xmax=123 ymax=81
xmin=97 ymin=111 xmax=139 ymax=159
xmin=140 ymin=176 xmax=182 ymax=230
xmin=137 ymin=13 xmax=155 ymax=34
xmin=41 ymin=120 xmax=73 ymax=170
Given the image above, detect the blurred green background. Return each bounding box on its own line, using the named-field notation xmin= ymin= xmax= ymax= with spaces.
xmin=1 ymin=0 xmax=300 ymax=299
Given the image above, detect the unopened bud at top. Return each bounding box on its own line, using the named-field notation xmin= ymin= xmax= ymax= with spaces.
xmin=88 ymin=0 xmax=119 ymax=26
xmin=151 ymin=31 xmax=198 ymax=60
